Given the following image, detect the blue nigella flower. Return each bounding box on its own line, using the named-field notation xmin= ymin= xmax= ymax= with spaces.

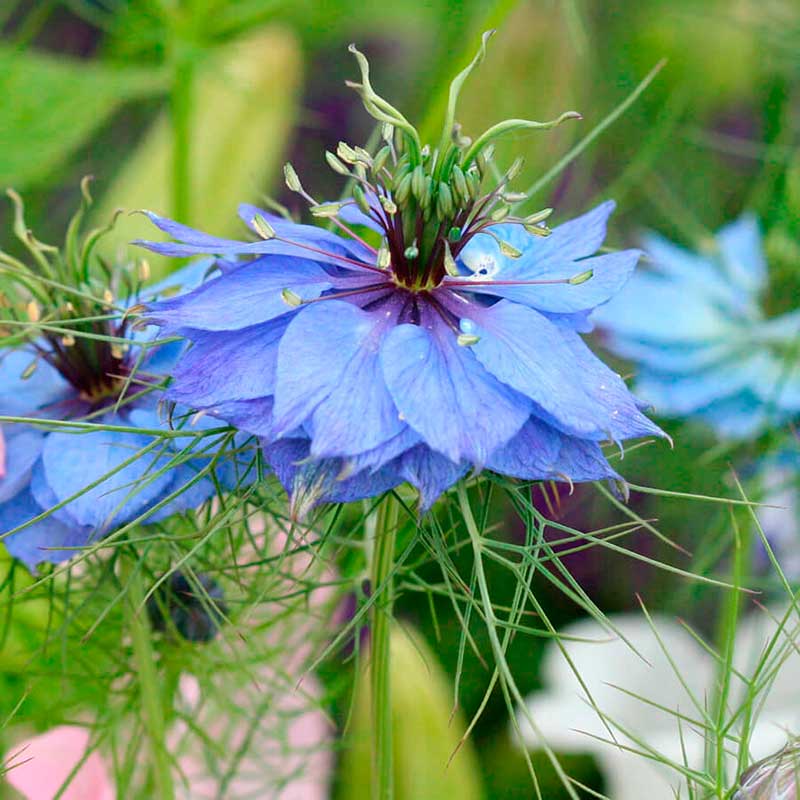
xmin=593 ymin=214 xmax=800 ymax=438
xmin=0 ymin=187 xmax=232 ymax=569
xmin=138 ymin=45 xmax=665 ymax=514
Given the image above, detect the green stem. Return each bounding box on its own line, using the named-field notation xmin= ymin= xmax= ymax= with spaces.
xmin=126 ymin=559 xmax=176 ymax=800
xmin=370 ymin=494 xmax=400 ymax=800
xmin=170 ymin=55 xmax=194 ymax=222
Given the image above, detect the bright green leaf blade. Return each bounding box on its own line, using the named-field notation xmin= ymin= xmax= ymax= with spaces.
xmin=0 ymin=46 xmax=166 ymax=189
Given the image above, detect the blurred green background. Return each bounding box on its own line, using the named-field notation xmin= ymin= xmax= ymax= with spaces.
xmin=2 ymin=1 xmax=799 ymax=797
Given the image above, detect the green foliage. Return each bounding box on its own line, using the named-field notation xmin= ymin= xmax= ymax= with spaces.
xmin=0 ymin=46 xmax=166 ymax=189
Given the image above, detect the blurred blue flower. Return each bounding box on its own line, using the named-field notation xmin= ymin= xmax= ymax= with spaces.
xmin=594 ymin=215 xmax=800 ymax=438
xmin=139 ymin=198 xmax=664 ymax=514
xmin=0 ymin=261 xmax=227 ymax=569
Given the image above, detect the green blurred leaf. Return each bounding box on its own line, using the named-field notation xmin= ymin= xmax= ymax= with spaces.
xmin=0 ymin=46 xmax=166 ymax=189
xmin=338 ymin=624 xmax=485 ymax=800
xmin=92 ymin=26 xmax=302 ymax=278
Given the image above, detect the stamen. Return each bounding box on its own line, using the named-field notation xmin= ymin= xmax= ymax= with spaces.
xmin=288 ymin=282 xmax=394 ymax=307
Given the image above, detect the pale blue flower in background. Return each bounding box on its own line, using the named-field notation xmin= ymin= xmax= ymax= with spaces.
xmin=594 ymin=215 xmax=800 ymax=438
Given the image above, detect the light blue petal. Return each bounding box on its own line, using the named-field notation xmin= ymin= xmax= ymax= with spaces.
xmin=166 ymin=317 xmax=288 ymax=407
xmin=0 ymin=349 xmax=71 ymax=416
xmin=459 ymin=201 xmax=616 ymax=280
xmin=452 ymin=249 xmax=641 ymax=314
xmin=0 ymin=427 xmax=43 ymax=503
xmin=40 ymin=424 xmax=175 ymax=529
xmin=146 ymin=259 xmax=331 ymax=333
xmin=462 ymin=300 xmax=663 ymax=442
xmin=717 ymin=213 xmax=766 ymax=296
xmin=146 ymin=464 xmax=216 ymax=523
xmin=336 ymin=198 xmax=384 ymax=233
xmin=487 ymin=417 xmax=620 ymax=482
xmin=641 ymin=232 xmax=741 ymax=309
xmin=1 ymin=489 xmax=92 ymax=568
xmin=592 ymin=271 xmax=730 ymax=343
xmin=135 ymin=257 xmax=217 ymax=303
xmin=273 ymin=301 xmax=405 ymax=457
xmin=380 ymin=318 xmax=530 ymax=464
xmin=694 ymin=393 xmax=769 ymax=439
xmin=634 ymin=354 xmax=772 ymax=415
xmin=398 ymin=446 xmax=468 ymax=511
xmin=600 ymin=334 xmax=735 ymax=373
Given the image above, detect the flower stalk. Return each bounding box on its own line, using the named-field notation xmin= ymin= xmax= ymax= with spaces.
xmin=370 ymin=493 xmax=400 ymax=800
xmin=125 ymin=557 xmax=176 ymax=800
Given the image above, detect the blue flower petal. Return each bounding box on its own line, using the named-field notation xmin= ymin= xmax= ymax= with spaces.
xmin=344 ymin=426 xmax=421 ymax=475
xmin=380 ymin=317 xmax=530 ymax=464
xmin=459 ymin=201 xmax=616 ymax=280
xmin=40 ymin=425 xmax=176 ymax=529
xmin=487 ymin=417 xmax=620 ymax=482
xmin=146 ymin=259 xmax=332 ymax=333
xmin=0 ymin=349 xmax=71 ymax=416
xmin=461 ymin=300 xmax=663 ymax=442
xmin=1 ymin=489 xmax=92 ymax=568
xmin=146 ymin=464 xmax=216 ymax=523
xmin=336 ymin=199 xmax=384 ymax=233
xmin=273 ymin=301 xmax=405 ymax=457
xmin=399 ymin=446 xmax=468 ymax=511
xmin=717 ymin=214 xmax=766 ymax=296
xmin=454 ymin=249 xmax=641 ymax=314
xmin=166 ymin=318 xmax=287 ymax=407
xmin=0 ymin=427 xmax=43 ymax=503
xmin=204 ymin=397 xmax=277 ymax=438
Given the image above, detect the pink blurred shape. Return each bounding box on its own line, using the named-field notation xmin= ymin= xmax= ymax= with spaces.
xmin=5 ymin=726 xmax=114 ymax=800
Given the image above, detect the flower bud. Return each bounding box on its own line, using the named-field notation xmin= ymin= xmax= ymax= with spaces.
xmin=147 ymin=572 xmax=227 ymax=643
xmin=734 ymin=741 xmax=800 ymax=799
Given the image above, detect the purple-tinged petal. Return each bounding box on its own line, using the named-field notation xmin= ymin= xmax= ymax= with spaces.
xmin=273 ymin=300 xmax=405 ymax=457
xmin=343 ymin=427 xmax=421 ymax=475
xmin=138 ymin=211 xmax=375 ymax=270
xmin=40 ymin=425 xmax=175 ymax=529
xmin=487 ymin=418 xmax=620 ymax=482
xmin=146 ymin=259 xmax=332 ymax=334
xmin=459 ymin=300 xmax=662 ymax=442
xmin=452 ymin=249 xmax=641 ymax=314
xmin=1 ymin=489 xmax=92 ymax=568
xmin=717 ymin=214 xmax=766 ymax=296
xmin=265 ymin=439 xmax=402 ymax=517
xmin=204 ymin=397 xmax=277 ymax=439
xmin=380 ymin=318 xmax=530 ymax=464
xmin=336 ymin=199 xmax=384 ymax=233
xmin=398 ymin=446 xmax=468 ymax=511
xmin=238 ymin=203 xmax=375 ymax=260
xmin=135 ymin=257 xmax=218 ymax=303
xmin=0 ymin=428 xmax=43 ymax=503
xmin=0 ymin=349 xmax=71 ymax=416
xmin=166 ymin=318 xmax=288 ymax=407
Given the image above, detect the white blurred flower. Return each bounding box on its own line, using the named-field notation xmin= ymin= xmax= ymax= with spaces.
xmin=517 ymin=607 xmax=800 ymax=799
